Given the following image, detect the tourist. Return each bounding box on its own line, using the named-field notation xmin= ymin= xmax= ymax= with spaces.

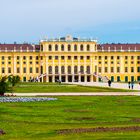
xmin=131 ymin=81 xmax=134 ymax=89
xmin=128 ymin=81 xmax=131 ymax=89
xmin=108 ymin=80 xmax=112 ymax=87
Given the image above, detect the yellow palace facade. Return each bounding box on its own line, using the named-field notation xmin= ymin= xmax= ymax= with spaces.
xmin=0 ymin=35 xmax=140 ymax=83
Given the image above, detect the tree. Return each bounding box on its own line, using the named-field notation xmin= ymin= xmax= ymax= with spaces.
xmin=0 ymin=76 xmax=9 ymax=96
xmin=8 ymin=75 xmax=20 ymax=93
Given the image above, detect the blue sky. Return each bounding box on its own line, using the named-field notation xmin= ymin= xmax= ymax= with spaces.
xmin=0 ymin=0 xmax=140 ymax=43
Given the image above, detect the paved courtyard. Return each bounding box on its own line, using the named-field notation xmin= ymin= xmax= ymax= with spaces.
xmin=69 ymin=82 xmax=140 ymax=91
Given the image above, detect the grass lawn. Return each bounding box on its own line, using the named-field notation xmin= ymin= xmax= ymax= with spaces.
xmin=12 ymin=82 xmax=134 ymax=93
xmin=1 ymin=96 xmax=140 ymax=139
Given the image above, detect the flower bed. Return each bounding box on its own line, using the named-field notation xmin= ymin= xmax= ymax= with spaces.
xmin=0 ymin=97 xmax=57 ymax=103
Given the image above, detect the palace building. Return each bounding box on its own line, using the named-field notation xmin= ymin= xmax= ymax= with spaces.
xmin=0 ymin=35 xmax=140 ymax=83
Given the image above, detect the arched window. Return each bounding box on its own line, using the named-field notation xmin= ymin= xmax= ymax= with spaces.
xmin=80 ymin=66 xmax=84 ymax=74
xmin=48 ymin=44 xmax=52 ymax=51
xmin=87 ymin=44 xmax=90 ymax=51
xmin=41 ymin=45 xmax=43 ymax=51
xmin=68 ymin=44 xmax=71 ymax=51
xmin=68 ymin=66 xmax=71 ymax=74
xmin=80 ymin=44 xmax=84 ymax=51
xmin=55 ymin=66 xmax=59 ymax=74
xmin=61 ymin=44 xmax=64 ymax=51
xmin=74 ymin=66 xmax=78 ymax=74
xmin=55 ymin=44 xmax=58 ymax=51
xmin=87 ymin=66 xmax=90 ymax=74
xmin=61 ymin=66 xmax=65 ymax=74
xmin=48 ymin=66 xmax=52 ymax=74
xmin=74 ymin=44 xmax=77 ymax=51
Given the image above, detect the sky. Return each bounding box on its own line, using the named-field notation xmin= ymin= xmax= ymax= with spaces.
xmin=0 ymin=0 xmax=140 ymax=43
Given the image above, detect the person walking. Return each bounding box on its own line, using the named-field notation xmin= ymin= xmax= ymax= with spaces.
xmin=108 ymin=80 xmax=112 ymax=87
xmin=131 ymin=81 xmax=134 ymax=89
xmin=128 ymin=81 xmax=131 ymax=89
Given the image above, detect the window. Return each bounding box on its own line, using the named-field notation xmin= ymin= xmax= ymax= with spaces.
xmin=80 ymin=66 xmax=84 ymax=74
xmin=111 ymin=67 xmax=114 ymax=73
xmin=105 ymin=67 xmax=108 ymax=73
xmin=36 ymin=62 xmax=39 ymax=64
xmin=74 ymin=45 xmax=77 ymax=51
xmin=2 ymin=68 xmax=5 ymax=73
xmin=68 ymin=66 xmax=71 ymax=74
xmin=30 ymin=56 xmax=32 ymax=60
xmin=23 ymin=67 xmax=26 ymax=73
xmin=87 ymin=45 xmax=90 ymax=51
xmin=8 ymin=56 xmax=11 ymax=60
xmin=30 ymin=67 xmax=32 ymax=73
xmin=68 ymin=45 xmax=71 ymax=51
xmin=137 ymin=76 xmax=140 ymax=81
xmin=117 ymin=56 xmax=120 ymax=60
xmin=87 ymin=56 xmax=90 ymax=60
xmin=23 ymin=56 xmax=26 ymax=60
xmin=111 ymin=56 xmax=114 ymax=60
xmin=8 ymin=67 xmax=11 ymax=73
xmin=105 ymin=56 xmax=107 ymax=60
xmin=117 ymin=67 xmax=120 ymax=73
xmin=55 ymin=66 xmax=59 ymax=74
xmin=125 ymin=76 xmax=128 ymax=82
xmin=125 ymin=56 xmax=128 ymax=59
xmin=49 ymin=45 xmax=52 ymax=51
xmin=80 ymin=44 xmax=84 ymax=51
xmin=49 ymin=56 xmax=52 ymax=60
xmin=61 ymin=66 xmax=65 ymax=74
xmin=2 ymin=56 xmax=4 ymax=60
xmin=17 ymin=67 xmax=20 ymax=73
xmin=125 ymin=67 xmax=128 ymax=72
xmin=30 ymin=62 xmax=32 ymax=64
xmin=61 ymin=44 xmax=64 ymax=51
xmin=36 ymin=67 xmax=39 ymax=73
xmin=8 ymin=62 xmax=11 ymax=64
xmin=61 ymin=56 xmax=65 ymax=60
xmin=131 ymin=56 xmax=134 ymax=59
xmin=74 ymin=66 xmax=78 ymax=74
xmin=87 ymin=66 xmax=90 ymax=74
xmin=48 ymin=66 xmax=52 ymax=74
xmin=36 ymin=56 xmax=39 ymax=60
xmin=55 ymin=44 xmax=58 ymax=51
xmin=68 ymin=56 xmax=71 ymax=60
xmin=98 ymin=67 xmax=101 ymax=73
xmin=117 ymin=76 xmax=120 ymax=82
xmin=137 ymin=56 xmax=140 ymax=60
xmin=131 ymin=67 xmax=134 ymax=72
xmin=2 ymin=62 xmax=4 ymax=64
xmin=80 ymin=56 xmax=84 ymax=60
xmin=41 ymin=56 xmax=43 ymax=60
xmin=55 ymin=56 xmax=58 ymax=60
xmin=74 ymin=56 xmax=77 ymax=60
xmin=17 ymin=56 xmax=20 ymax=60
xmin=99 ymin=56 xmax=101 ymax=60
xmin=41 ymin=45 xmax=43 ymax=51
xmin=23 ymin=77 xmax=26 ymax=82
xmin=23 ymin=62 xmax=26 ymax=64
xmin=137 ymin=67 xmax=140 ymax=72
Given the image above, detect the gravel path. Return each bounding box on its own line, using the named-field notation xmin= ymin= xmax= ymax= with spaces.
xmin=5 ymin=92 xmax=140 ymax=96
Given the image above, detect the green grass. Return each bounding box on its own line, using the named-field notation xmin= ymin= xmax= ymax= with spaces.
xmin=1 ymin=96 xmax=140 ymax=139
xmin=11 ymin=82 xmax=134 ymax=93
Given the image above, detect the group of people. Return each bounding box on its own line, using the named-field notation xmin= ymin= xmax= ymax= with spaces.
xmin=107 ymin=80 xmax=135 ymax=90
xmin=128 ymin=81 xmax=134 ymax=89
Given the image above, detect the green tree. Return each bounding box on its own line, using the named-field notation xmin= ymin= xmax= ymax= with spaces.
xmin=0 ymin=76 xmax=9 ymax=96
xmin=8 ymin=75 xmax=20 ymax=93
